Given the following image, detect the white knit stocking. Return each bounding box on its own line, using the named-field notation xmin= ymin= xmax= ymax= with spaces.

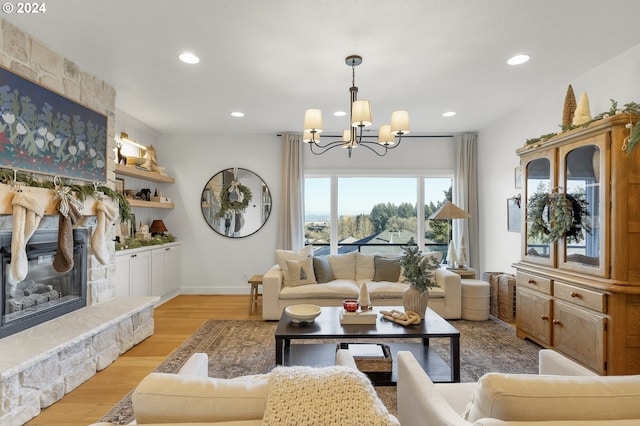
xmin=10 ymin=192 xmax=45 ymax=282
xmin=91 ymin=200 xmax=118 ymax=264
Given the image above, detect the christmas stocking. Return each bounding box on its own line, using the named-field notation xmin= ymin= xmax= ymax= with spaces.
xmin=10 ymin=192 xmax=45 ymax=282
xmin=53 ymin=200 xmax=82 ymax=273
xmin=91 ymin=200 xmax=118 ymax=265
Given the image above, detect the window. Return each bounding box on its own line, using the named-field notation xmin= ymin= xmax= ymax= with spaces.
xmin=304 ymin=175 xmax=452 ymax=255
xmin=304 ymin=177 xmax=331 ymax=246
xmin=424 ymin=177 xmax=453 ymax=259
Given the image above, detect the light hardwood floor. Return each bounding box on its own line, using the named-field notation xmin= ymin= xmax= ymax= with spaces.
xmin=25 ymin=295 xmax=262 ymax=426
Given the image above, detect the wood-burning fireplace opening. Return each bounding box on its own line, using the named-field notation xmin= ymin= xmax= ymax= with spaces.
xmin=0 ymin=228 xmax=88 ymax=338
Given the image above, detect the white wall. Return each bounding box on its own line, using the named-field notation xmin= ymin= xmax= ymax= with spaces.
xmin=155 ymin=133 xmax=281 ymax=294
xmin=477 ymin=42 xmax=640 ymax=276
xmin=304 ymin=136 xmax=454 ymax=173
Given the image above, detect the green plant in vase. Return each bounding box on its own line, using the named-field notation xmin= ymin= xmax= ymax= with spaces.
xmin=399 ymin=245 xmax=441 ymax=318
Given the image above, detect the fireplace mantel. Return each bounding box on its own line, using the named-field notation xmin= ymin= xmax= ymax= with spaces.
xmin=0 ymin=183 xmax=117 ymax=216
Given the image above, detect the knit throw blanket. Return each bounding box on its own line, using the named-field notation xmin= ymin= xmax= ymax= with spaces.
xmin=262 ymin=366 xmax=399 ymax=426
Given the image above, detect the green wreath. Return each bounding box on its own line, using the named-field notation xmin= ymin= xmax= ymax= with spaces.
xmin=527 ymin=191 xmax=591 ymax=244
xmin=217 ymin=182 xmax=252 ymax=217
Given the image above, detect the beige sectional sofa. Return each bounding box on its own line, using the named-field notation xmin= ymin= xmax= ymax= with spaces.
xmin=262 ymin=248 xmax=462 ymax=320
xmin=398 ymin=349 xmax=640 ymax=425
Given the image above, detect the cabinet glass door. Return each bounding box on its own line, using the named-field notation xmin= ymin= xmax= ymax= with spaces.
xmin=524 ymin=155 xmax=554 ymax=265
xmin=559 ymin=139 xmax=608 ymax=277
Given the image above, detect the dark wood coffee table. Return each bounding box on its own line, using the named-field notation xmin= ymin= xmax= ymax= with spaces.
xmin=275 ymin=306 xmax=460 ymax=385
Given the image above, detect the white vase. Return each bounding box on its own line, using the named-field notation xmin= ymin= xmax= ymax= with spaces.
xmin=403 ymin=285 xmax=429 ymax=319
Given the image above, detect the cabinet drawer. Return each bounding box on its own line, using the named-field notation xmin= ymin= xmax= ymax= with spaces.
xmin=517 ymin=272 xmax=551 ymax=294
xmin=554 ymin=282 xmax=606 ymax=313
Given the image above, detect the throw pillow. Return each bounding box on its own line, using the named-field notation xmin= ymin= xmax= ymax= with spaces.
xmin=286 ymin=257 xmax=317 ymax=286
xmin=313 ymin=256 xmax=335 ymax=284
xmin=327 ymin=252 xmax=357 ymax=280
xmin=355 ymin=253 xmax=376 ymax=281
xmin=275 ymin=246 xmax=313 ymax=287
xmin=373 ymin=256 xmax=401 ymax=282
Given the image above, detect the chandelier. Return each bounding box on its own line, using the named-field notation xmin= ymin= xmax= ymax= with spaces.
xmin=303 ymin=55 xmax=410 ymax=157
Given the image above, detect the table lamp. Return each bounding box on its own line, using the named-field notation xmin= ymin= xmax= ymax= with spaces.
xmin=149 ymin=219 xmax=168 ymax=236
xmin=429 ymin=202 xmax=471 ymax=267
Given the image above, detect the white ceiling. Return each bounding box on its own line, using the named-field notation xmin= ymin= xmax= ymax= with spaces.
xmin=4 ymin=0 xmax=640 ymax=136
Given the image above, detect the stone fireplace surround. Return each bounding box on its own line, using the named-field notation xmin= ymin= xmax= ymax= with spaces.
xmin=0 ymin=217 xmax=157 ymax=425
xmin=0 ymin=18 xmax=159 ymax=425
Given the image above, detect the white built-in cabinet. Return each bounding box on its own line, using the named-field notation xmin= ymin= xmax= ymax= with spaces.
xmin=115 ymin=242 xmax=181 ymax=301
xmin=151 ymin=244 xmax=181 ymax=296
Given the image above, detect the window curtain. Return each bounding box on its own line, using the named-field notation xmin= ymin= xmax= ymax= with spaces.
xmin=453 ymin=133 xmax=479 ymax=269
xmin=278 ymin=133 xmax=304 ymax=250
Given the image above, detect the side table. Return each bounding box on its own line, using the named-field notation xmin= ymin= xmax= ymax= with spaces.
xmin=447 ymin=267 xmax=476 ymax=279
xmin=247 ymin=274 xmax=263 ymax=314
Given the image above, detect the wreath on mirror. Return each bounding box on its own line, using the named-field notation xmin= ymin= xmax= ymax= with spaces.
xmin=217 ymin=181 xmax=252 ymax=217
xmin=527 ymin=189 xmax=591 ymax=244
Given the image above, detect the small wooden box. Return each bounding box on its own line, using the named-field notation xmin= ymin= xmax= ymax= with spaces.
xmin=337 ymin=343 xmax=392 ymax=372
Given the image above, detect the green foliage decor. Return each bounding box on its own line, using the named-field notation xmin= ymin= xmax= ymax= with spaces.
xmin=115 ymin=233 xmax=176 ymax=251
xmin=525 ymin=99 xmax=640 ymax=154
xmin=217 ymin=182 xmax=252 ymax=217
xmin=399 ymin=245 xmax=441 ymax=294
xmin=527 ymin=191 xmax=591 ymax=244
xmin=0 ymin=168 xmax=132 ymax=222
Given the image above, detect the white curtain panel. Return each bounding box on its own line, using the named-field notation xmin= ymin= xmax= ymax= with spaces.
xmin=453 ymin=133 xmax=479 ymax=269
xmin=278 ymin=133 xmax=304 ymax=250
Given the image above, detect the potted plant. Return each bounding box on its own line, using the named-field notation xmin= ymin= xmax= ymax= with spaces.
xmin=399 ymin=245 xmax=441 ymax=318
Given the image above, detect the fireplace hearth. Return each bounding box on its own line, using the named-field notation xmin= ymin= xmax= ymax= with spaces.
xmin=0 ymin=228 xmax=88 ymax=338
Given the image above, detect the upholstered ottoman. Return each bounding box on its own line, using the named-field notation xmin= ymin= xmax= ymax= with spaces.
xmin=461 ymin=279 xmax=490 ymax=321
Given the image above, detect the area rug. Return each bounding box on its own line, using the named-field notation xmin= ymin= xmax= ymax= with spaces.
xmin=99 ymin=317 xmax=541 ymax=424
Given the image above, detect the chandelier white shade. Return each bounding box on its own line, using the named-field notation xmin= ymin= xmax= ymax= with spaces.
xmin=303 ymin=55 xmax=410 ymax=157
xmin=303 ymin=109 xmax=323 ymax=133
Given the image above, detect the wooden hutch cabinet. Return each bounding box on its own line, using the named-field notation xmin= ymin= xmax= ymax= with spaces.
xmin=513 ymin=114 xmax=640 ymax=375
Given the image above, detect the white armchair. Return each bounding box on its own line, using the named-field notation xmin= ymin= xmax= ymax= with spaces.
xmin=92 ymin=350 xmax=396 ymax=426
xmin=397 ymin=349 xmax=640 ymax=426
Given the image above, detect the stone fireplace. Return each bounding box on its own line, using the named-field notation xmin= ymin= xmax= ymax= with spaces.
xmin=0 ymin=228 xmax=88 ymax=338
xmin=0 ymin=19 xmax=157 ymax=425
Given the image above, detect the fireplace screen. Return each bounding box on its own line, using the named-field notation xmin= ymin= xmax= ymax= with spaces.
xmin=1 ymin=228 xmax=87 ymax=338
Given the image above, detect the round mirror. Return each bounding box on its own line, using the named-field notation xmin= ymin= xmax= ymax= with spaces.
xmin=201 ymin=168 xmax=272 ymax=238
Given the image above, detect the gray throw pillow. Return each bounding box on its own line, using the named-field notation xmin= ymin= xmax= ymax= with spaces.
xmin=373 ymin=256 xmax=402 ymax=282
xmin=313 ymin=256 xmax=335 ymax=284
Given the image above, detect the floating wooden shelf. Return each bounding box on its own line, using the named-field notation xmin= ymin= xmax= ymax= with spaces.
xmin=126 ymin=199 xmax=175 ymax=209
xmin=115 ymin=164 xmax=175 ymax=183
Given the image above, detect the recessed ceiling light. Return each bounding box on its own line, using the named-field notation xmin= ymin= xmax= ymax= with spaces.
xmin=507 ymin=54 xmax=530 ymax=66
xmin=230 ymin=111 xmax=245 ymax=118
xmin=442 ymin=111 xmax=456 ymax=117
xmin=334 ymin=111 xmax=347 ymax=117
xmin=179 ymin=52 xmax=200 ymax=64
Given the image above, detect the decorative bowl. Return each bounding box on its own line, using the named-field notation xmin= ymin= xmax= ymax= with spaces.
xmin=343 ymin=299 xmax=359 ymax=312
xmin=285 ymin=304 xmax=322 ymax=323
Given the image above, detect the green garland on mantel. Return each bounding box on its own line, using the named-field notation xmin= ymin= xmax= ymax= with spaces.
xmin=525 ymin=100 xmax=640 ymax=154
xmin=0 ymin=168 xmax=132 ymax=222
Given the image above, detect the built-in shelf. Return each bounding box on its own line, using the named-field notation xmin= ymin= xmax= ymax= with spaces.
xmin=115 ymin=164 xmax=175 ymax=183
xmin=115 ymin=163 xmax=175 ymax=210
xmin=126 ymin=198 xmax=175 ymax=209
